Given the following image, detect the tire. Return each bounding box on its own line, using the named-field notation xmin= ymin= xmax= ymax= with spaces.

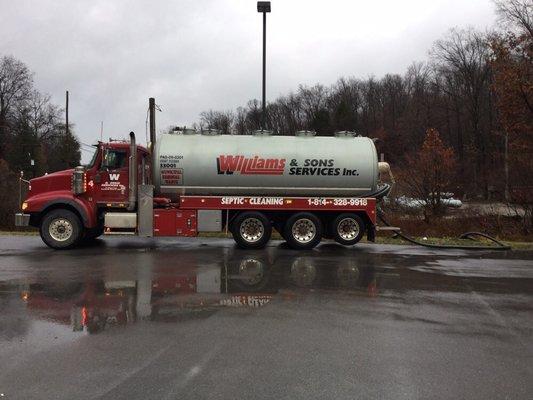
xmin=40 ymin=209 xmax=83 ymax=249
xmin=284 ymin=212 xmax=322 ymax=250
xmin=231 ymin=211 xmax=272 ymax=249
xmin=331 ymin=213 xmax=365 ymax=246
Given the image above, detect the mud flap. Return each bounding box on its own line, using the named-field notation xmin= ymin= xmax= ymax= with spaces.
xmin=367 ymin=224 xmax=376 ymax=242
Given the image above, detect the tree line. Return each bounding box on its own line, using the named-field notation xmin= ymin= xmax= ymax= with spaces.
xmin=0 ymin=55 xmax=81 ymax=228
xmin=0 ymin=56 xmax=81 ymax=179
xmin=194 ymin=0 xmax=532 ymax=206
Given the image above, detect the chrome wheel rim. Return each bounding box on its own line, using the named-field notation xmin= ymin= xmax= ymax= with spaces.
xmin=240 ymin=218 xmax=264 ymax=243
xmin=238 ymin=258 xmax=265 ymax=285
xmin=49 ymin=218 xmax=73 ymax=242
xmin=337 ymin=218 xmax=359 ymax=241
xmin=291 ymin=218 xmax=316 ymax=243
xmin=290 ymin=257 xmax=317 ymax=286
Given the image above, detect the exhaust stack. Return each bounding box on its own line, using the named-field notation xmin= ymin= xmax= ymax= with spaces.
xmin=148 ymin=97 xmax=156 ymax=184
xmin=128 ymin=131 xmax=137 ymax=211
xmin=149 ymin=98 xmax=156 ymax=154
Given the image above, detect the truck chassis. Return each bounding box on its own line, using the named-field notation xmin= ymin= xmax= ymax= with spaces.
xmin=148 ymin=194 xmax=376 ymax=249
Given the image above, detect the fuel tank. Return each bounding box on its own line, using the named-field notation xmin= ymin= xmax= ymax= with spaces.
xmin=153 ymin=131 xmax=378 ymax=199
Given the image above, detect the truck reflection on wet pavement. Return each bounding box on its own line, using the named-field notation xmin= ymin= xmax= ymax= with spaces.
xmin=4 ymin=247 xmax=379 ymax=334
xmin=0 ymin=236 xmax=532 ymax=399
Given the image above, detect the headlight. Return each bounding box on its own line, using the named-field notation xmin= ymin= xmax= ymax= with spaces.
xmin=21 ymin=202 xmax=28 ymax=210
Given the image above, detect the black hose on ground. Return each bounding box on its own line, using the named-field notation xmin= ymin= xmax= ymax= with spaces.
xmin=377 ymin=208 xmax=512 ymax=251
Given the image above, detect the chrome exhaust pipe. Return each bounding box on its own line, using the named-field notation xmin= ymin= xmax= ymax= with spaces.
xmin=149 ymin=98 xmax=156 ymax=185
xmin=128 ymin=131 xmax=137 ymax=211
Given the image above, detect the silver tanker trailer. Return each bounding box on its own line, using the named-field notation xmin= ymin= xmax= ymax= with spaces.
xmin=154 ymin=130 xmax=380 ymax=198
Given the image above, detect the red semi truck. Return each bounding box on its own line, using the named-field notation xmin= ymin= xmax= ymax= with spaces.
xmin=16 ymin=98 xmax=392 ymax=250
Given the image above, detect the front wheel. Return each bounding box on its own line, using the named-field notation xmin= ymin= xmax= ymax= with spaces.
xmin=40 ymin=209 xmax=83 ymax=249
xmin=231 ymin=211 xmax=272 ymax=249
xmin=284 ymin=212 xmax=322 ymax=250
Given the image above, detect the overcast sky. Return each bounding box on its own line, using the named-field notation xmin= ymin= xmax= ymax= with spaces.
xmin=1 ymin=0 xmax=497 ymax=161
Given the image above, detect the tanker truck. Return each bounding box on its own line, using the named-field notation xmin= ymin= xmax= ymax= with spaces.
xmin=15 ymin=98 xmax=392 ymax=250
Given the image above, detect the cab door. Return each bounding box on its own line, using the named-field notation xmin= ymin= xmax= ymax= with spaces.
xmin=94 ymin=147 xmax=130 ymax=205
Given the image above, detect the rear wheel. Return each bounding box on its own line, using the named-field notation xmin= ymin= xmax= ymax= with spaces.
xmin=284 ymin=212 xmax=322 ymax=250
xmin=40 ymin=209 xmax=83 ymax=249
xmin=231 ymin=211 xmax=272 ymax=249
xmin=331 ymin=213 xmax=365 ymax=246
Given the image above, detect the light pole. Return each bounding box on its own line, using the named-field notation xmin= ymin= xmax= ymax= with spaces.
xmin=257 ymin=1 xmax=271 ymax=130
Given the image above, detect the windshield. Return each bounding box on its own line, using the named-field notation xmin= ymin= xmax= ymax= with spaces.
xmin=85 ymin=146 xmax=99 ymax=168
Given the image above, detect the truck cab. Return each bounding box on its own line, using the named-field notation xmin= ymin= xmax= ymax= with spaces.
xmin=16 ymin=133 xmax=150 ymax=248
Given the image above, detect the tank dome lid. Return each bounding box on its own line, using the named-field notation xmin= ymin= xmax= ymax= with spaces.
xmin=252 ymin=129 xmax=273 ymax=136
xmin=334 ymin=131 xmax=359 ymax=137
xmin=295 ymin=130 xmax=316 ymax=137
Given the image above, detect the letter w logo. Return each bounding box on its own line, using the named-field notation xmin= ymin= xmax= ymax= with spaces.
xmin=109 ymin=173 xmax=120 ymax=181
xmin=217 ymin=155 xmax=240 ymax=174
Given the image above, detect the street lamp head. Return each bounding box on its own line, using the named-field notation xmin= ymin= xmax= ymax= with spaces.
xmin=257 ymin=1 xmax=271 ymax=13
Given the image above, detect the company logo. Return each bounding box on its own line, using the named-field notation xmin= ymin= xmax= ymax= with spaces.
xmin=109 ymin=173 xmax=120 ymax=181
xmin=217 ymin=155 xmax=285 ymax=175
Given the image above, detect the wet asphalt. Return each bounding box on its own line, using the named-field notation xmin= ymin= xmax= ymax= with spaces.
xmin=0 ymin=235 xmax=532 ymax=400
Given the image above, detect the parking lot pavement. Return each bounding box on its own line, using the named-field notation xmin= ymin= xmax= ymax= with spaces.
xmin=1 ymin=235 xmax=532 ymax=399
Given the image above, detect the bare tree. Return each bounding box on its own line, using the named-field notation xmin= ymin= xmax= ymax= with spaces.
xmin=0 ymin=55 xmax=33 ymax=158
xmin=199 ymin=109 xmax=235 ymax=134
xmin=245 ymin=99 xmax=262 ymax=132
xmin=432 ymin=28 xmax=493 ymax=198
xmin=233 ymin=107 xmax=247 ymax=135
xmin=494 ymin=0 xmax=533 ymax=39
xmin=17 ymin=90 xmax=62 ymax=140
xmin=329 ymin=77 xmax=362 ymax=132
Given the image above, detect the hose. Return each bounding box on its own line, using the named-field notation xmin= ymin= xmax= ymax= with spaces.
xmin=364 ymin=183 xmax=392 ymax=200
xmin=377 ymin=209 xmax=512 ymax=251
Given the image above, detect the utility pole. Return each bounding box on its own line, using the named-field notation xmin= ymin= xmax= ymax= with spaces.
xmin=149 ymin=97 xmax=156 ymax=153
xmin=65 ymin=90 xmax=69 ymax=136
xmin=257 ymin=2 xmax=271 ymax=130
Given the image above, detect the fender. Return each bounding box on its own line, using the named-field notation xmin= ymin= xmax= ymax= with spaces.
xmin=26 ymin=191 xmax=97 ymax=228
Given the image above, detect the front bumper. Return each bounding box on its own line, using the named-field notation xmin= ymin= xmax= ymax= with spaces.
xmin=15 ymin=213 xmax=30 ymax=227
